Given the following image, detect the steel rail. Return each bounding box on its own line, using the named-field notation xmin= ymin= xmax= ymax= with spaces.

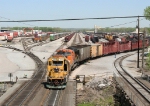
xmin=44 ymin=90 xmax=60 ymax=106
xmin=1 ymin=39 xmax=45 ymax=106
xmin=0 ymin=36 xmax=68 ymax=106
xmin=114 ymin=54 xmax=150 ymax=106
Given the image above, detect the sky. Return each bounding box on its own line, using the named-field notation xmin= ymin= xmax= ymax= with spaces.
xmin=0 ymin=0 xmax=150 ymax=28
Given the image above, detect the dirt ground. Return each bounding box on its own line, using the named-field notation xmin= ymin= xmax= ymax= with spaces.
xmin=77 ymin=76 xmax=115 ymax=106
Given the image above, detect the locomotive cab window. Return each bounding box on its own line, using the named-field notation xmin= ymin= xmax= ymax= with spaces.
xmin=66 ymin=52 xmax=71 ymax=55
xmin=64 ymin=60 xmax=68 ymax=71
xmin=52 ymin=61 xmax=63 ymax=66
xmin=49 ymin=61 xmax=51 ymax=65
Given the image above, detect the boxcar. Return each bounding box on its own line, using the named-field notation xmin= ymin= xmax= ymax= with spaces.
xmin=40 ymin=33 xmax=48 ymax=41
xmin=50 ymin=34 xmax=55 ymax=41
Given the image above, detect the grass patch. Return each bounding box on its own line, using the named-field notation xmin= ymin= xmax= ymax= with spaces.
xmin=78 ymin=102 xmax=94 ymax=106
xmin=77 ymin=86 xmax=114 ymax=106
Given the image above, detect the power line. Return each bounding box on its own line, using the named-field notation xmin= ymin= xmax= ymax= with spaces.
xmin=0 ymin=16 xmax=36 ymax=27
xmin=0 ymin=15 xmax=149 ymax=22
xmin=109 ymin=18 xmax=144 ymax=28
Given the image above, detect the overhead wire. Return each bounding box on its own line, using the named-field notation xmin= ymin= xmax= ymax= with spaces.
xmin=109 ymin=18 xmax=144 ymax=28
xmin=0 ymin=16 xmax=36 ymax=27
xmin=0 ymin=15 xmax=150 ymax=22
xmin=0 ymin=15 xmax=149 ymax=31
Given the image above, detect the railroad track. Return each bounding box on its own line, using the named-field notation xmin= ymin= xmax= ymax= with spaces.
xmin=44 ymin=90 xmax=60 ymax=106
xmin=44 ymin=81 xmax=76 ymax=106
xmin=21 ymin=38 xmax=50 ymax=52
xmin=1 ymin=37 xmax=70 ymax=106
xmin=1 ymin=38 xmax=47 ymax=106
xmin=0 ymin=36 xmax=75 ymax=106
xmin=114 ymin=54 xmax=150 ymax=106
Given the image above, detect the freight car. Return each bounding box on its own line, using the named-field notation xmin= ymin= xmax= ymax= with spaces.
xmin=33 ymin=33 xmax=49 ymax=42
xmin=50 ymin=33 xmax=67 ymax=41
xmin=7 ymin=35 xmax=13 ymax=42
xmin=0 ymin=32 xmax=7 ymax=41
xmin=33 ymin=32 xmax=66 ymax=42
xmin=90 ymin=35 xmax=99 ymax=43
xmin=85 ymin=35 xmax=90 ymax=42
xmin=46 ymin=33 xmax=149 ymax=89
xmin=64 ymin=33 xmax=75 ymax=42
xmin=50 ymin=33 xmax=58 ymax=41
xmin=0 ymin=32 xmax=14 ymax=42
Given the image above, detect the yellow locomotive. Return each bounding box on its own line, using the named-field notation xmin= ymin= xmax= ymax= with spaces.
xmin=46 ymin=49 xmax=79 ymax=89
xmin=46 ymin=45 xmax=91 ymax=89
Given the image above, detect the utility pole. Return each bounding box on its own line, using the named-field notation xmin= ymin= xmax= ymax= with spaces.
xmin=142 ymin=29 xmax=146 ymax=68
xmin=137 ymin=16 xmax=140 ymax=68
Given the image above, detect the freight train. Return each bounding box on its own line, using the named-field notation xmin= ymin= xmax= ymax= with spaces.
xmin=64 ymin=33 xmax=75 ymax=42
xmin=32 ymin=32 xmax=70 ymax=42
xmin=0 ymin=31 xmax=19 ymax=42
xmin=46 ymin=33 xmax=149 ymax=89
xmin=32 ymin=32 xmax=49 ymax=42
xmin=50 ymin=33 xmax=66 ymax=41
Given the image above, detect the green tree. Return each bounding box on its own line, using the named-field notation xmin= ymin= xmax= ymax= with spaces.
xmin=144 ymin=6 xmax=150 ymax=20
xmin=144 ymin=6 xmax=150 ymax=34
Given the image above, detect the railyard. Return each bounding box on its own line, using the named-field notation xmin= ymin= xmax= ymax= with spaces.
xmin=0 ymin=32 xmax=149 ymax=106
